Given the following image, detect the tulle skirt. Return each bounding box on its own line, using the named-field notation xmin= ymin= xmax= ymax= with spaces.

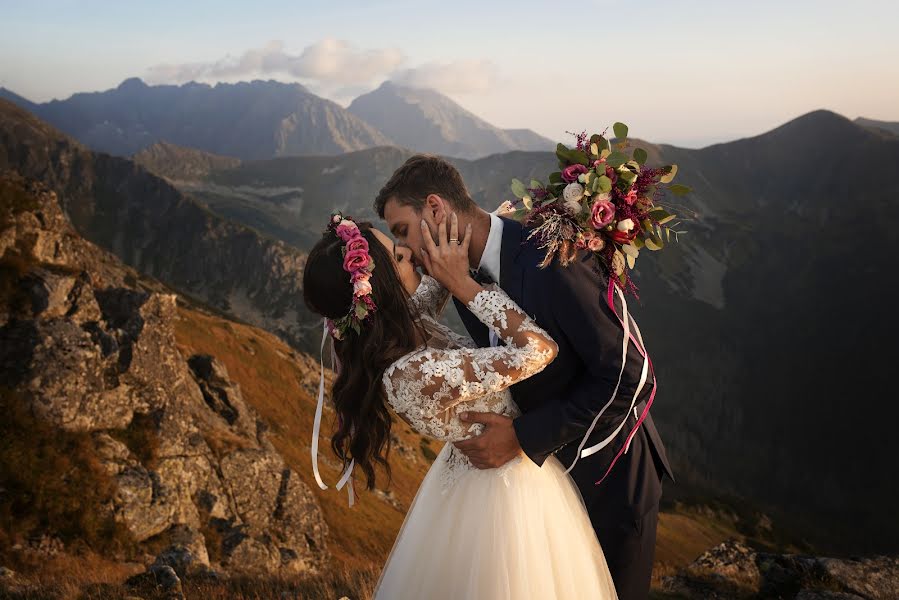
xmin=373 ymin=443 xmax=618 ymax=599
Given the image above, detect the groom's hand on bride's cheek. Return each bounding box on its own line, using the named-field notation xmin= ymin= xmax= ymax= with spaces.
xmin=454 ymin=412 xmax=523 ymax=469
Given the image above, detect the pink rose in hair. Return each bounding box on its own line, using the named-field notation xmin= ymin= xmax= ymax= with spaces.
xmin=590 ymin=196 xmax=615 ymax=229
xmin=624 ymin=189 xmax=638 ymax=205
xmin=351 ymin=270 xmax=370 ymax=283
xmin=561 ymin=164 xmax=589 ymax=183
xmin=353 ymin=278 xmax=373 ymax=297
xmin=345 ymin=236 xmax=369 ymax=253
xmin=343 ymin=249 xmax=370 ymax=272
xmin=335 ymin=221 xmax=358 ymax=241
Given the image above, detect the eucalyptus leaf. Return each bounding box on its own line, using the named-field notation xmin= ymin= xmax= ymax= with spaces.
xmin=522 ymin=196 xmax=533 ymax=210
xmin=633 ymin=147 xmax=648 ymax=165
xmin=627 ymin=253 xmax=636 ymax=269
xmin=644 ymin=237 xmax=662 ymax=251
xmin=619 ymin=170 xmax=636 ymax=183
xmin=660 ymin=164 xmax=678 ymax=184
xmin=590 ymin=143 xmax=599 ymax=157
xmin=530 ymin=179 xmax=542 ymax=190
xmin=621 ymin=243 xmax=639 ymax=258
xmin=669 ymin=183 xmax=691 ymax=196
xmin=598 ymin=175 xmax=612 ymax=192
xmin=606 ymin=151 xmax=628 ymax=168
xmin=613 ymin=122 xmax=629 ymax=140
xmin=549 ymin=171 xmax=563 ymax=184
xmin=511 ymin=178 xmax=528 ymax=198
xmin=568 ymin=150 xmax=590 ymax=167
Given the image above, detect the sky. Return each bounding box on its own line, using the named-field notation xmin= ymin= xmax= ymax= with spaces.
xmin=1 ymin=0 xmax=897 ymax=148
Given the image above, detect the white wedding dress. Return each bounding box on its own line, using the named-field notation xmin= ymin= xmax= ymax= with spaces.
xmin=372 ymin=276 xmax=618 ymax=599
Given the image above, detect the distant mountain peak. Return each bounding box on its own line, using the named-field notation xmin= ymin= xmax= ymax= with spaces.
xmin=349 ymin=82 xmax=553 ymax=159
xmin=117 ymin=77 xmax=148 ymax=90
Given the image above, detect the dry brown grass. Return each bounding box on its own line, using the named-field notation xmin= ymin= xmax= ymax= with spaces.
xmin=172 ymin=303 xmax=433 ymax=574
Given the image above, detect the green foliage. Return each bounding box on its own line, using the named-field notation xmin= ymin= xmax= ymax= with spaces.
xmin=660 ymin=164 xmax=678 ymax=183
xmin=633 ymin=147 xmax=648 ymax=165
xmin=510 ymin=178 xmax=529 ymax=199
xmin=605 ymin=151 xmax=629 ymax=168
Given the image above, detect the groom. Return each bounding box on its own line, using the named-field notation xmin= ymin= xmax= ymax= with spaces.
xmin=375 ymin=154 xmax=674 ymax=600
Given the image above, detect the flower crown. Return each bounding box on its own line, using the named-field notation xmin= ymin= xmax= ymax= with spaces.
xmin=326 ymin=213 xmax=377 ymax=339
xmin=504 ymin=123 xmax=690 ymax=296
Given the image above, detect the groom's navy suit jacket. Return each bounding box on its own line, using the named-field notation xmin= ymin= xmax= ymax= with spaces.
xmin=454 ymin=217 xmax=674 ymax=520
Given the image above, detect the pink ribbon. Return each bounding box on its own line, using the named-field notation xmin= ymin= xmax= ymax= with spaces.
xmin=594 ymin=278 xmax=657 ymax=485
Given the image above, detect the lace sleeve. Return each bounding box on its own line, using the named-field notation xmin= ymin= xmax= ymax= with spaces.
xmin=408 ymin=274 xmax=451 ymax=319
xmin=383 ymin=285 xmax=558 ymax=440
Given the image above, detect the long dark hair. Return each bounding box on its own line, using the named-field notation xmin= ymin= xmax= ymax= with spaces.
xmin=302 ymin=221 xmax=421 ymax=490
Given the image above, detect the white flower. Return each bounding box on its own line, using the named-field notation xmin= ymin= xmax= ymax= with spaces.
xmin=616 ymin=218 xmax=635 ymax=232
xmin=562 ymin=182 xmax=585 ymax=204
xmin=563 ymin=198 xmax=583 ymax=215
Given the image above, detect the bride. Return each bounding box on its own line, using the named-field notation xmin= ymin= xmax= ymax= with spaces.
xmin=302 ymin=211 xmax=617 ymax=599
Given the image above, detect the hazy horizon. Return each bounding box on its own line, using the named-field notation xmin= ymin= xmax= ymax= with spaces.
xmin=2 ymin=0 xmax=897 ymax=148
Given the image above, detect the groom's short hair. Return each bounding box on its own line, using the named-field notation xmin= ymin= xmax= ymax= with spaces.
xmin=375 ymin=154 xmax=477 ymax=218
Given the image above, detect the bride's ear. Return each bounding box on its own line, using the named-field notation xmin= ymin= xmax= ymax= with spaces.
xmin=425 ymin=194 xmax=448 ymax=225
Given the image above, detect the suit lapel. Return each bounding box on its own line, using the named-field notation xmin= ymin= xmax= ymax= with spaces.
xmin=498 ymin=216 xmax=525 ymax=305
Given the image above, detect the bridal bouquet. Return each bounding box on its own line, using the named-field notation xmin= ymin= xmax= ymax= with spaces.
xmin=505 ymin=123 xmax=689 ymax=294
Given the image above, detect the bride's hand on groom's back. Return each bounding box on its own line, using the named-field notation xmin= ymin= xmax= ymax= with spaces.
xmin=420 ymin=212 xmax=481 ymax=304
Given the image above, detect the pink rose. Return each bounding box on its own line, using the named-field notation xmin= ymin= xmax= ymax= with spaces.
xmin=335 ymin=222 xmax=358 ymax=242
xmin=624 ymin=189 xmax=638 ymax=205
xmin=345 ymin=236 xmax=369 ymax=253
xmin=593 ymin=158 xmax=606 ymax=168
xmin=591 ymin=198 xmax=616 ymax=229
xmin=353 ymin=278 xmax=373 ymax=297
xmin=561 ymin=164 xmax=589 ymax=183
xmin=351 ymin=270 xmax=370 ymax=283
xmin=587 ymin=237 xmax=605 ymax=252
xmin=343 ymin=249 xmax=370 ymax=272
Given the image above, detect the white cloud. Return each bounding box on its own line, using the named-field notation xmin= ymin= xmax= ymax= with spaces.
xmin=146 ymin=39 xmax=405 ymax=86
xmin=390 ymin=59 xmax=497 ymax=94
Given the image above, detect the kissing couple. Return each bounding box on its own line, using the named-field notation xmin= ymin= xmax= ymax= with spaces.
xmin=303 ymin=154 xmax=674 ymax=600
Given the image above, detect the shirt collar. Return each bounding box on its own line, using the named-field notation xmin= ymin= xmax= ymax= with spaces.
xmin=478 ymin=211 xmax=504 ymax=281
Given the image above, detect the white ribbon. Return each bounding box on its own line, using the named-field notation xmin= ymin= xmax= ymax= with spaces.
xmin=311 ymin=318 xmax=356 ymax=506
xmin=311 ymin=319 xmax=329 ymax=490
xmin=580 ymin=311 xmax=648 ymax=460
xmin=564 ymin=284 xmax=630 ymax=474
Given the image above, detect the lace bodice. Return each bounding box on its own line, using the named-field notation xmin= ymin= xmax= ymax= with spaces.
xmin=384 ymin=275 xmax=558 ymax=490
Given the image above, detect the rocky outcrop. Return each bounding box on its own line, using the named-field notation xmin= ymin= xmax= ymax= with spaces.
xmin=0 ymin=173 xmax=328 ymax=576
xmin=662 ymin=540 xmax=899 ymax=599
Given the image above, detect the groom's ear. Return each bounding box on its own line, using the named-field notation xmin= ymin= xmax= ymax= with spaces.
xmin=425 ymin=194 xmax=448 ymax=225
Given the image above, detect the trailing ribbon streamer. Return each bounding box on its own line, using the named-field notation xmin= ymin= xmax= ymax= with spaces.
xmin=594 ymin=282 xmax=658 ymax=485
xmin=563 ymin=279 xmax=657 ymax=483
xmin=311 ymin=319 xmax=329 ymax=490
xmin=564 ymin=282 xmax=631 ymax=474
xmin=311 ymin=318 xmax=356 ymax=506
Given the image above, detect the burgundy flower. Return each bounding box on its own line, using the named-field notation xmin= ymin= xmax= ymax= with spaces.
xmin=562 ymin=164 xmax=589 ymax=183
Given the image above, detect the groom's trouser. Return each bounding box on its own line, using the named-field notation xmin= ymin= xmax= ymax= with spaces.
xmin=563 ymin=425 xmax=663 ymax=600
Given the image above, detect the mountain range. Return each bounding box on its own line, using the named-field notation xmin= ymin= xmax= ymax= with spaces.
xmin=0 ymin=78 xmax=553 ymax=160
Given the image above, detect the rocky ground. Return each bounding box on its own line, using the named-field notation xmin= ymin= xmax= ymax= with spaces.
xmin=0 ymin=173 xmax=329 ymax=587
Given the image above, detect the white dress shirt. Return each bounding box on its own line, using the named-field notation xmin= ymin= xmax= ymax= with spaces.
xmin=478 ymin=212 xmax=504 ymax=346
